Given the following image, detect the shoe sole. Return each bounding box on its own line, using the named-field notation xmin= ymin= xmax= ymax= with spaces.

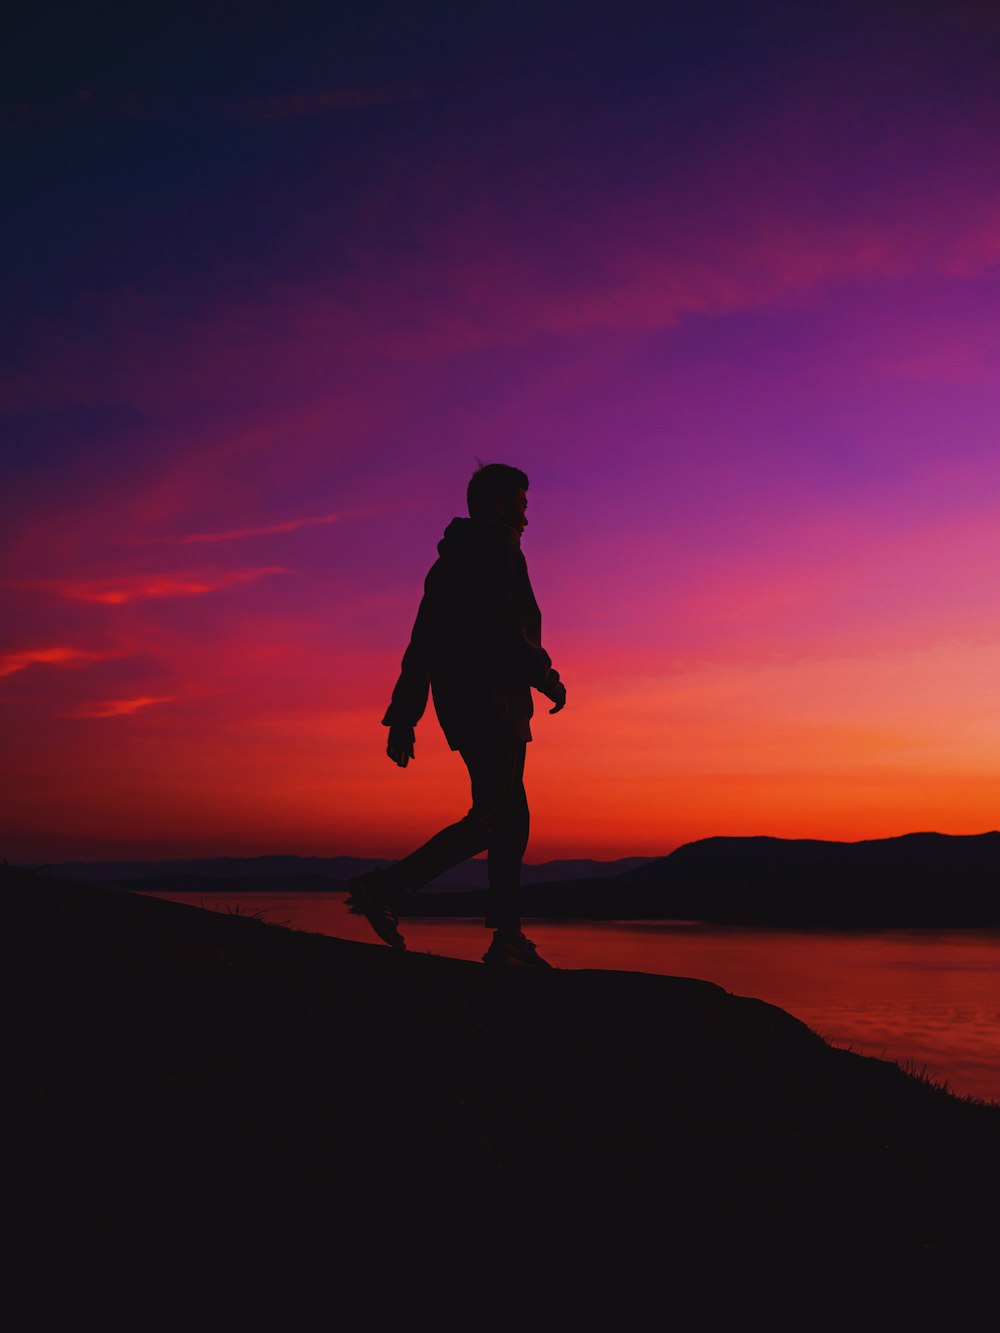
xmin=482 ymin=953 xmax=551 ymax=968
xmin=351 ymin=880 xmax=406 ymax=951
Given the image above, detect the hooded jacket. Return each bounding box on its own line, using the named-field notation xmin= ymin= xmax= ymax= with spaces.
xmin=382 ymin=517 xmax=560 ymax=750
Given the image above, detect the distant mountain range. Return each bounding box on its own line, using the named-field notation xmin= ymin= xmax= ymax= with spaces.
xmin=36 ymin=854 xmax=655 ymax=894
xmin=522 ymin=831 xmax=1000 ymax=925
xmin=24 ymin=831 xmax=1000 ymax=925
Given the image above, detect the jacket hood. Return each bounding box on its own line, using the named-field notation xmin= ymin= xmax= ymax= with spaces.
xmin=437 ymin=516 xmax=520 ymax=559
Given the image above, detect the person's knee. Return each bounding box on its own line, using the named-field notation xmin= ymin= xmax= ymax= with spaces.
xmin=492 ymin=804 xmax=529 ymax=849
xmin=470 ymin=779 xmax=527 ymax=839
xmin=509 ymin=790 xmax=529 ymax=832
xmin=465 ymin=807 xmax=498 ymax=840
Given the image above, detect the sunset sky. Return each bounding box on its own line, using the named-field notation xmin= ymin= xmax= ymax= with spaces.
xmin=4 ymin=1 xmax=1000 ymax=861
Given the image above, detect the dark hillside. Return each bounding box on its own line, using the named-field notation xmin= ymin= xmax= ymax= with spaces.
xmin=6 ymin=863 xmax=999 ymax=1306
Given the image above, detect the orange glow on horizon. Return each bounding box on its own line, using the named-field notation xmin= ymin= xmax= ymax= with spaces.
xmin=5 ymin=642 xmax=999 ymax=860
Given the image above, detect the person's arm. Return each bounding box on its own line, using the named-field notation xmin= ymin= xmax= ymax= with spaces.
xmin=499 ymin=544 xmax=566 ymax=712
xmin=380 ymin=578 xmax=436 ymax=766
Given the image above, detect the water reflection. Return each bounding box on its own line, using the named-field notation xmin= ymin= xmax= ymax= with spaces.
xmin=145 ymin=891 xmax=1000 ymax=1103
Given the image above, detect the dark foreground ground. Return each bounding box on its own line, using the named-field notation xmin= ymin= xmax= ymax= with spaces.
xmin=7 ymin=863 xmax=999 ymax=1316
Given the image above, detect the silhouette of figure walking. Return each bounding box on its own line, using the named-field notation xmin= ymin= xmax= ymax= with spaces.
xmin=348 ymin=464 xmax=566 ymax=966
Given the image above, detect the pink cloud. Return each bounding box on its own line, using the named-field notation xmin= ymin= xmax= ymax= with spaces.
xmin=176 ymin=512 xmax=342 ymax=544
xmin=69 ymin=696 xmax=178 ymax=719
xmin=0 ymin=646 xmax=107 ymax=678
xmin=13 ymin=567 xmax=288 ymax=604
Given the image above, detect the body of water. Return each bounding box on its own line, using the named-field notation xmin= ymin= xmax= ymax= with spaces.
xmin=145 ymin=891 xmax=1000 ymax=1103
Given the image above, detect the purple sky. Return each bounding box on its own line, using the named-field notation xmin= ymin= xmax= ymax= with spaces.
xmin=4 ymin=2 xmax=1000 ymax=860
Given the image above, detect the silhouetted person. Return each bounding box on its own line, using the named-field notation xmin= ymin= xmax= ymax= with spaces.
xmin=348 ymin=464 xmax=566 ymax=966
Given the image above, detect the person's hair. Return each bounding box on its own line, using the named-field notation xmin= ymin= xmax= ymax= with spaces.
xmin=466 ymin=462 xmax=529 ymax=520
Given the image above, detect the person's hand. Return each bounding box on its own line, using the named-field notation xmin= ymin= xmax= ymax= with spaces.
xmin=544 ymin=679 xmax=566 ymax=714
xmin=387 ymin=723 xmax=415 ymax=767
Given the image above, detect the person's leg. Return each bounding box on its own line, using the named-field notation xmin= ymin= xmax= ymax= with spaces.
xmin=476 ymin=740 xmax=551 ymax=966
xmin=351 ymin=733 xmax=547 ymax=960
xmin=482 ymin=741 xmax=528 ymax=935
xmin=376 ymin=733 xmax=525 ymax=903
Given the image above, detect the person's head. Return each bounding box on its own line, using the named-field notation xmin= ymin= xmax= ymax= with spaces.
xmin=467 ymin=463 xmax=529 ymax=536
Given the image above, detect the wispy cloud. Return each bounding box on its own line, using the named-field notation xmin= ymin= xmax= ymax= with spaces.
xmin=13 ymin=567 xmax=288 ymax=604
xmin=10 ymin=192 xmax=1000 ymax=422
xmin=176 ymin=513 xmax=341 ymax=544
xmin=0 ymin=646 xmax=106 ymax=678
xmin=1 ymin=84 xmax=419 ymax=130
xmin=234 ymin=85 xmax=420 ymax=122
xmin=69 ymin=696 xmax=178 ymax=719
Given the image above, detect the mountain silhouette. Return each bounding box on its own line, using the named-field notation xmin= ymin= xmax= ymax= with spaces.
xmin=392 ymin=830 xmax=1000 ymax=925
xmin=29 ymin=832 xmax=1000 ymax=925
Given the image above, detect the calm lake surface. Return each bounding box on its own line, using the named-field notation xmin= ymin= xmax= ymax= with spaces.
xmin=147 ymin=891 xmax=1000 ymax=1103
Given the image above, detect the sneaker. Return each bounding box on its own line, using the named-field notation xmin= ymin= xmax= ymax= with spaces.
xmin=482 ymin=930 xmax=552 ymax=969
xmin=347 ymin=870 xmax=406 ymax=951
